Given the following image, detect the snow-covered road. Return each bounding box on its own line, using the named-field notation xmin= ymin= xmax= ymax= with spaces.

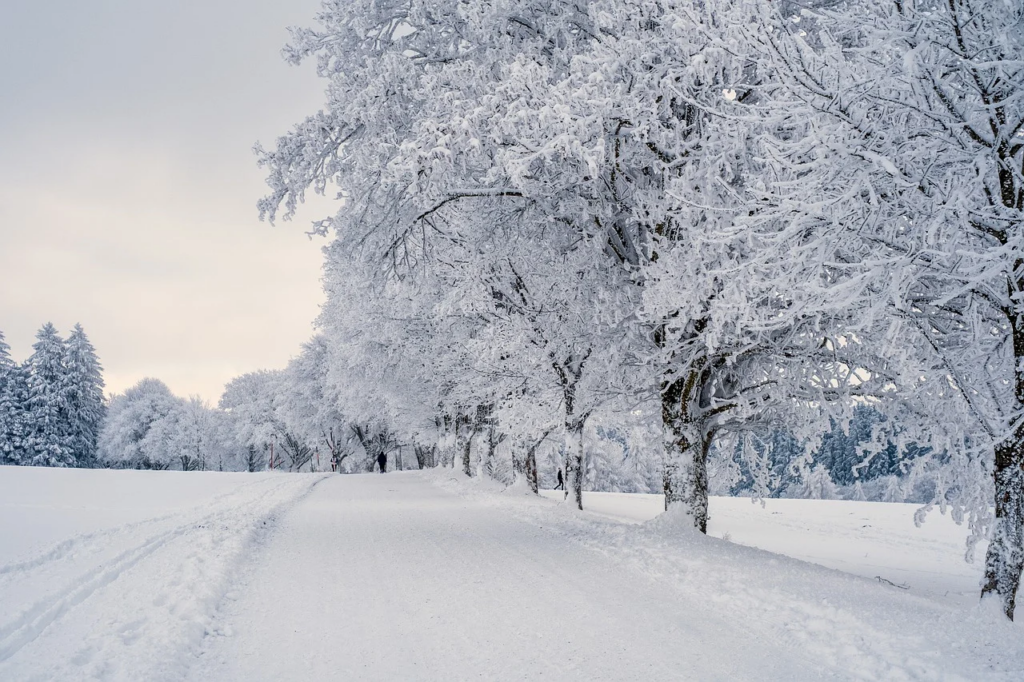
xmin=3 ymin=468 xmax=1023 ymax=681
xmin=189 ymin=472 xmax=817 ymax=681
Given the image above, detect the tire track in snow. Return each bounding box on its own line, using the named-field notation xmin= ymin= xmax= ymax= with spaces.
xmin=0 ymin=477 xmax=281 ymax=580
xmin=0 ymin=473 xmax=329 ymax=680
xmin=0 ymin=513 xmax=175 ymax=579
xmin=0 ymin=524 xmax=187 ymax=661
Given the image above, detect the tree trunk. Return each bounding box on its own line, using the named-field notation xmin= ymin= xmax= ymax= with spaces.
xmin=982 ymin=429 xmax=1024 ymax=619
xmin=437 ymin=414 xmax=455 ymax=468
xmin=661 ymin=373 xmax=711 ymax=533
xmin=524 ymin=435 xmax=544 ymax=495
xmin=485 ymin=425 xmax=497 ymax=479
xmin=414 ymin=444 xmax=435 ymax=469
xmin=513 ymin=431 xmax=548 ymax=494
xmin=982 ymin=318 xmax=1024 ymax=618
xmin=451 ymin=412 xmax=471 ymax=470
xmin=564 ymin=418 xmax=585 ymax=510
xmin=981 ymin=273 xmax=1024 ymax=619
xmin=462 ymin=429 xmax=474 ymax=477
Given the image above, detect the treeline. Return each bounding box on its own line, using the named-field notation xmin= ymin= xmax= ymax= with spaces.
xmin=248 ymin=0 xmax=1023 ymax=617
xmin=0 ymin=326 xmax=105 ymax=468
xmin=98 ymin=371 xmax=345 ymax=474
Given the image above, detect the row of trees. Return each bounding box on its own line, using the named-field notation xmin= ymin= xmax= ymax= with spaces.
xmin=97 ymin=374 xmax=341 ymax=474
xmin=0 ymin=326 xmax=106 ymax=468
xmin=252 ymin=0 xmax=1024 ymax=617
xmin=97 ymin=369 xmax=369 ymax=474
xmin=98 ymin=379 xmax=236 ymax=472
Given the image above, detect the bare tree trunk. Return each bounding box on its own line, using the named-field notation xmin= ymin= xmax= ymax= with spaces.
xmin=524 ymin=444 xmax=539 ymax=494
xmin=979 ymin=236 xmax=1024 ymax=618
xmin=414 ymin=444 xmax=435 ymax=469
xmin=245 ymin=445 xmax=260 ymax=473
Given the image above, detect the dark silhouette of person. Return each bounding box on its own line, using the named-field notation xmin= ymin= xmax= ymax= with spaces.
xmin=377 ymin=452 xmax=387 ymax=473
xmin=554 ymin=469 xmax=564 ymax=490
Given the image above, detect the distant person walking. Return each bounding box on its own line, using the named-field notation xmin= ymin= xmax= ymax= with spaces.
xmin=377 ymin=452 xmax=387 ymax=473
xmin=554 ymin=469 xmax=564 ymax=490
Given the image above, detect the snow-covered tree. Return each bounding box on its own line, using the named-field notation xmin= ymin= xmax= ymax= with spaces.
xmin=742 ymin=0 xmax=1024 ymax=618
xmin=276 ymin=336 xmax=353 ymax=471
xmin=798 ymin=465 xmax=840 ymax=501
xmin=0 ymin=331 xmax=27 ymax=465
xmin=882 ymin=476 xmax=905 ymax=505
xmin=23 ymin=323 xmax=74 ymax=467
xmin=171 ymin=396 xmax=220 ymax=471
xmin=220 ymin=370 xmax=287 ymax=470
xmin=98 ymin=378 xmax=181 ymax=469
xmin=254 ymin=0 xmax=1024 ymax=614
xmin=258 ymin=0 xmax=903 ymax=524
xmin=99 ymin=380 xmax=232 ymax=471
xmin=63 ymin=324 xmax=106 ymax=467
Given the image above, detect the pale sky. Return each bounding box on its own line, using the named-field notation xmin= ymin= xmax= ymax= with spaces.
xmin=0 ymin=0 xmax=334 ymax=403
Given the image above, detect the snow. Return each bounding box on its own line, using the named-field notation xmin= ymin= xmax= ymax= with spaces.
xmin=0 ymin=466 xmax=327 ymax=681
xmin=539 ymin=490 xmax=983 ymax=602
xmin=0 ymin=467 xmax=271 ymax=563
xmin=189 ymin=472 xmax=818 ymax=681
xmin=2 ymin=467 xmax=1022 ymax=680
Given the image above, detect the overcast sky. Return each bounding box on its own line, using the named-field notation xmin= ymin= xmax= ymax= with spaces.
xmin=0 ymin=0 xmax=334 ymax=402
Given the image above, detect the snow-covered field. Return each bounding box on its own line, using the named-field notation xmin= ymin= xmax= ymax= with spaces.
xmin=1 ymin=466 xmax=1021 ymax=681
xmin=540 ymin=490 xmax=982 ymax=602
xmin=0 ymin=466 xmax=327 ymax=681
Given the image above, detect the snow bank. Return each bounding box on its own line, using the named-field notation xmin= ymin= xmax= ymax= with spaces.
xmin=0 ymin=467 xmax=327 ymax=681
xmin=429 ymin=470 xmax=1024 ymax=681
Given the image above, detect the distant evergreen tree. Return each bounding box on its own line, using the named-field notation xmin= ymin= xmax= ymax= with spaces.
xmin=720 ymin=407 xmax=928 ymax=499
xmin=63 ymin=324 xmax=106 ymax=467
xmin=0 ymin=331 xmax=21 ymax=464
xmin=23 ymin=323 xmax=74 ymax=467
xmin=1 ymin=363 xmax=30 ymax=465
xmin=0 ymin=331 xmax=10 ymax=373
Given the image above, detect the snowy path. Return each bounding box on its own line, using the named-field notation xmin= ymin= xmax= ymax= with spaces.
xmin=189 ymin=472 xmax=818 ymax=681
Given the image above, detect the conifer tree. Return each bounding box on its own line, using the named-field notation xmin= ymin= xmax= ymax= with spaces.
xmin=23 ymin=323 xmax=74 ymax=467
xmin=0 ymin=331 xmax=20 ymax=464
xmin=0 ymin=331 xmax=11 ymax=373
xmin=5 ymin=365 xmax=31 ymax=465
xmin=63 ymin=324 xmax=106 ymax=467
